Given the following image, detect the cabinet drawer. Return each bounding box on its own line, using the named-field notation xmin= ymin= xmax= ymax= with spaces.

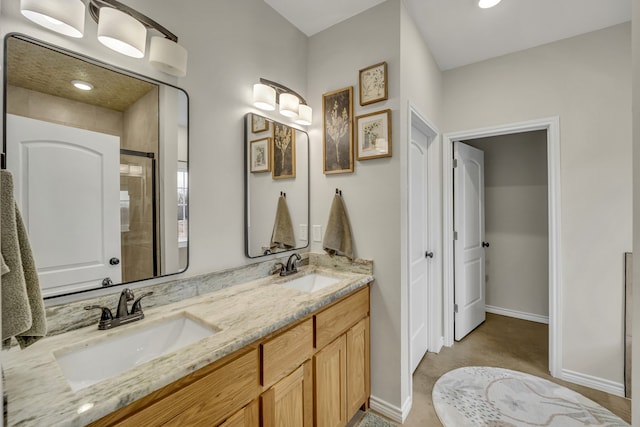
xmin=116 ymin=348 xmax=260 ymax=427
xmin=262 ymin=318 xmax=313 ymax=388
xmin=315 ymin=286 xmax=369 ymax=349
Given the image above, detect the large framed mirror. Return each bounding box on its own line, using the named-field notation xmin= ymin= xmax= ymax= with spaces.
xmin=244 ymin=113 xmax=309 ymax=258
xmin=3 ymin=34 xmax=189 ymax=298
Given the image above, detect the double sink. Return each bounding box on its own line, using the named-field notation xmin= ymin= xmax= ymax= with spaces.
xmin=54 ymin=272 xmax=341 ymax=392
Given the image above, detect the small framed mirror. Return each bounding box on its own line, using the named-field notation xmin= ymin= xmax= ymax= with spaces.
xmin=244 ymin=113 xmax=309 ymax=258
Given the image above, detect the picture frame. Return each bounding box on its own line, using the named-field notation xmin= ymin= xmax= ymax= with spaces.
xmin=250 ymin=137 xmax=270 ymax=173
xmin=359 ymin=61 xmax=388 ymax=106
xmin=272 ymin=122 xmax=296 ymax=179
xmin=322 ymin=86 xmax=354 ymax=174
xmin=251 ymin=114 xmax=269 ymax=133
xmin=356 ymin=109 xmax=392 ymax=160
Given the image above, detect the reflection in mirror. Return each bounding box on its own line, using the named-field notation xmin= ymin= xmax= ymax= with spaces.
xmin=3 ymin=35 xmax=189 ymax=298
xmin=245 ymin=114 xmax=309 ymax=258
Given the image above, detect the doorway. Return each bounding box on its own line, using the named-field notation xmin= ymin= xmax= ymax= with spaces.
xmin=407 ymin=107 xmax=441 ymax=374
xmin=442 ymin=117 xmax=562 ymax=377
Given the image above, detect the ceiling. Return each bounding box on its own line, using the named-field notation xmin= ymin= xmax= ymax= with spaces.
xmin=264 ymin=0 xmax=632 ymax=70
xmin=7 ymin=37 xmax=155 ymax=112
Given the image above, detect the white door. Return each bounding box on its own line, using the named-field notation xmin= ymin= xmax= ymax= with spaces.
xmin=7 ymin=114 xmax=122 ymax=297
xmin=409 ymin=122 xmax=431 ymax=373
xmin=453 ymin=141 xmax=486 ymax=341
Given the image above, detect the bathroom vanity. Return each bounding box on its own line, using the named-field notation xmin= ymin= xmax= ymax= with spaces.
xmin=2 ymin=258 xmax=373 ymax=427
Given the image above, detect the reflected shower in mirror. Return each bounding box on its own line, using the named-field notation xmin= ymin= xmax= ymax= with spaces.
xmin=245 ymin=113 xmax=309 ymax=258
xmin=3 ymin=35 xmax=189 ymax=298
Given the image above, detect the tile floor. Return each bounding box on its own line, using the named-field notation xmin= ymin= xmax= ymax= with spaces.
xmin=399 ymin=313 xmax=631 ymax=426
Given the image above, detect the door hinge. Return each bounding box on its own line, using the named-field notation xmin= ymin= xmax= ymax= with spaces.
xmin=454 ymin=304 xmax=459 ymax=313
xmin=453 ymin=158 xmax=458 ymax=168
xmin=453 ymin=231 xmax=458 ymax=240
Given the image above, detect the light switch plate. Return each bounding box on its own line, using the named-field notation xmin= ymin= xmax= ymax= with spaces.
xmin=300 ymin=224 xmax=308 ymax=241
xmin=312 ymin=225 xmax=322 ymax=242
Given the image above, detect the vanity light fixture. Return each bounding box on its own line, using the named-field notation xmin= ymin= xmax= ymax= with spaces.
xmin=71 ymin=80 xmax=94 ymax=90
xmin=478 ymin=0 xmax=502 ymax=8
xmin=20 ymin=0 xmax=188 ymax=77
xmin=253 ymin=78 xmax=312 ymax=125
xmin=97 ymin=6 xmax=146 ymax=58
xmin=20 ymin=0 xmax=85 ymax=38
xmin=253 ymin=83 xmax=276 ymax=111
xmin=294 ymin=104 xmax=313 ymax=126
xmin=279 ymin=93 xmax=299 ymax=118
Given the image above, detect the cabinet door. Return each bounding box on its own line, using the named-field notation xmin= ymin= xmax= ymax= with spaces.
xmin=262 ymin=361 xmax=312 ymax=427
xmin=216 ymin=400 xmax=259 ymax=427
xmin=314 ymin=335 xmax=347 ymax=427
xmin=346 ymin=317 xmax=370 ymax=421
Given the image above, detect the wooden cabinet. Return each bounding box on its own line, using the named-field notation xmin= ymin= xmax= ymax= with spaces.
xmin=91 ymin=284 xmax=370 ymax=427
xmin=314 ymin=316 xmax=370 ymax=427
xmin=91 ymin=348 xmax=260 ymax=427
xmin=315 ymin=287 xmax=369 ymax=349
xmin=217 ymin=400 xmax=259 ymax=427
xmin=262 ymin=319 xmax=313 ymax=388
xmin=262 ymin=361 xmax=313 ymax=427
xmin=346 ymin=317 xmax=370 ymax=420
xmin=314 ymin=335 xmax=347 ymax=427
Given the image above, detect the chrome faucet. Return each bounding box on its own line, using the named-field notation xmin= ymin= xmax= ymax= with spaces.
xmin=280 ymin=253 xmax=301 ymax=276
xmin=85 ymin=288 xmax=154 ymax=330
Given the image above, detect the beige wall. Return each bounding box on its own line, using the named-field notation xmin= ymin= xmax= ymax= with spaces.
xmin=466 ymin=131 xmax=549 ymax=319
xmin=443 ymin=23 xmax=632 ymax=385
xmin=6 ymin=85 xmax=123 ymax=136
xmin=308 ymin=0 xmax=403 ymax=411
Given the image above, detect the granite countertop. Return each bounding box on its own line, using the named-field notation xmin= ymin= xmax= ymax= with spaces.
xmin=2 ymin=265 xmax=373 ymax=427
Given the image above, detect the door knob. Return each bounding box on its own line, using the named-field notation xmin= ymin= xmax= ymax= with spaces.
xmin=102 ymin=277 xmax=114 ymax=287
xmin=425 ymin=251 xmax=434 ymax=258
xmin=109 ymin=257 xmax=120 ymax=265
xmin=482 ymin=242 xmax=490 ymax=248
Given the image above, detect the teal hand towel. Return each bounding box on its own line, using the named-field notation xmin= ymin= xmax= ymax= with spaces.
xmin=1 ymin=170 xmax=47 ymax=348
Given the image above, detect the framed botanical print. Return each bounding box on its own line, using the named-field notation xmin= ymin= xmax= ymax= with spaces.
xmin=250 ymin=137 xmax=270 ymax=172
xmin=356 ymin=109 xmax=392 ymax=160
xmin=272 ymin=122 xmax=296 ymax=179
xmin=251 ymin=114 xmax=269 ymax=133
xmin=359 ymin=61 xmax=388 ymax=106
xmin=322 ymin=86 xmax=354 ymax=174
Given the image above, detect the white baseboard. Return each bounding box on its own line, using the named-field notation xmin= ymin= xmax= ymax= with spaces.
xmin=486 ymin=305 xmax=549 ymax=324
xmin=560 ymin=369 xmax=625 ymax=397
xmin=369 ymin=395 xmax=407 ymax=423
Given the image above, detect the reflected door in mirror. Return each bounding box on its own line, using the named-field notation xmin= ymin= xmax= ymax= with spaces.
xmin=7 ymin=115 xmax=122 ymax=297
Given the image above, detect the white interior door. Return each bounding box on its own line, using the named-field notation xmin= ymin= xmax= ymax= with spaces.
xmin=453 ymin=141 xmax=486 ymax=341
xmin=7 ymin=114 xmax=122 ymax=297
xmin=409 ymin=121 xmax=431 ymax=373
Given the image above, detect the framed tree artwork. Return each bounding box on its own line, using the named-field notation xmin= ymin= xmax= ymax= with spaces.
xmin=272 ymin=122 xmax=296 ymax=179
xmin=356 ymin=109 xmax=392 ymax=160
xmin=250 ymin=137 xmax=270 ymax=173
xmin=359 ymin=61 xmax=388 ymax=106
xmin=323 ymin=86 xmax=354 ymax=174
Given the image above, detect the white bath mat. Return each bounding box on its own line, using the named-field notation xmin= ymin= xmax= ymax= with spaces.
xmin=433 ymin=366 xmax=628 ymax=426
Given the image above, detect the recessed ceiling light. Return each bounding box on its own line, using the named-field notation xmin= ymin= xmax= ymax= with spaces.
xmin=478 ymin=0 xmax=502 ymax=8
xmin=71 ymin=80 xmax=93 ymax=91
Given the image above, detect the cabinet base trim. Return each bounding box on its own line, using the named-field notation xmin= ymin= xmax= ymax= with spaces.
xmin=368 ymin=395 xmax=407 ymax=423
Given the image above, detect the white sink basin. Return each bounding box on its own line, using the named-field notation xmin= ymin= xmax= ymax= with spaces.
xmin=54 ymin=313 xmax=218 ymax=392
xmin=281 ymin=273 xmax=342 ymax=293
